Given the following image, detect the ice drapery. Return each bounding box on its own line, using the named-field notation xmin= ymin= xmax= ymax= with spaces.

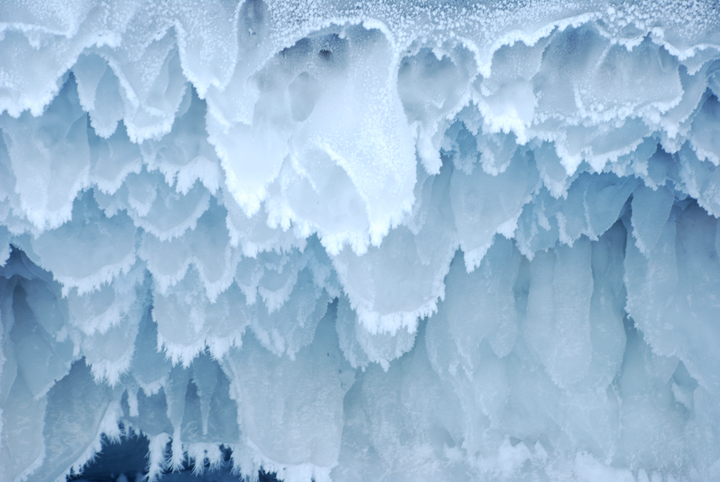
xmin=1 ymin=0 xmax=720 ymax=481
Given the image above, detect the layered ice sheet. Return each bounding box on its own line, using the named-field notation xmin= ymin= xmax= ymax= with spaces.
xmin=1 ymin=1 xmax=720 ymax=481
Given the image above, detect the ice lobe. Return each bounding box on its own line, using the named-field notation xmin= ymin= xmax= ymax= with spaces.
xmin=1 ymin=1 xmax=720 ymax=481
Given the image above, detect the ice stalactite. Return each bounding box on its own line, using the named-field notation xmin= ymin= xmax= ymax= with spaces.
xmin=1 ymin=1 xmax=720 ymax=481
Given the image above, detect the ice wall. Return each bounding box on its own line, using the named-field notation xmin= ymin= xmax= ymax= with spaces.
xmin=1 ymin=1 xmax=720 ymax=481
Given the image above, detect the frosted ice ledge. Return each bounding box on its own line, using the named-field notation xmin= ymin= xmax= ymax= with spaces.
xmin=1 ymin=0 xmax=720 ymax=481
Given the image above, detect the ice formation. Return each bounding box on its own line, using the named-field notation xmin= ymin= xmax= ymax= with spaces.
xmin=1 ymin=0 xmax=720 ymax=481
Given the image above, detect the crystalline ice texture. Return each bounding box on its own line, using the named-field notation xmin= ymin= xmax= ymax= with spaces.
xmin=1 ymin=1 xmax=720 ymax=481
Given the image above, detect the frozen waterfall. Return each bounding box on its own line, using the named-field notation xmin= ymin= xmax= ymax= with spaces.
xmin=2 ymin=0 xmax=720 ymax=481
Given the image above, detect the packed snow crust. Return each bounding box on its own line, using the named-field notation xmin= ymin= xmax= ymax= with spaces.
xmin=1 ymin=1 xmax=720 ymax=481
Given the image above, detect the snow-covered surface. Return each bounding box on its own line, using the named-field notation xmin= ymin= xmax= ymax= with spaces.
xmin=1 ymin=0 xmax=720 ymax=481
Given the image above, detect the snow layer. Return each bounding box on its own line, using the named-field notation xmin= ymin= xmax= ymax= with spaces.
xmin=1 ymin=1 xmax=720 ymax=481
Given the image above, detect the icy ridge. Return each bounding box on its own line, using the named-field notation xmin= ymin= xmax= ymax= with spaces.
xmin=1 ymin=1 xmax=720 ymax=481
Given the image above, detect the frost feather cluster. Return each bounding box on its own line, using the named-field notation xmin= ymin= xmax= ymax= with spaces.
xmin=1 ymin=1 xmax=720 ymax=481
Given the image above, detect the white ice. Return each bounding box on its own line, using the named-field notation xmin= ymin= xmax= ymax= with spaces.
xmin=1 ymin=1 xmax=720 ymax=481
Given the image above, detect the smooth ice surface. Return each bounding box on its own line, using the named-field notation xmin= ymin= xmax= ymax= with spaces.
xmin=1 ymin=1 xmax=720 ymax=481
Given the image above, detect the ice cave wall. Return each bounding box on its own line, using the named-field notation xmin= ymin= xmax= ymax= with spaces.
xmin=1 ymin=0 xmax=720 ymax=481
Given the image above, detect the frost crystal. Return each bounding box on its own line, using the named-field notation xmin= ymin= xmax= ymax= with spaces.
xmin=1 ymin=1 xmax=720 ymax=481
